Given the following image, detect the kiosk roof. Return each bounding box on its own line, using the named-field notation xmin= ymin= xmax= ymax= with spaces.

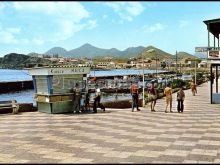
xmin=204 ymin=18 xmax=220 ymax=38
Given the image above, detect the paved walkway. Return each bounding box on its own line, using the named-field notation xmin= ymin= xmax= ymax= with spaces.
xmin=1 ymin=82 xmax=220 ymax=163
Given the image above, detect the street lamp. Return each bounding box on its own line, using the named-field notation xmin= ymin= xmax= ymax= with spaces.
xmin=156 ymin=56 xmax=158 ymax=79
xmin=142 ymin=49 xmax=155 ymax=107
xmin=142 ymin=52 xmax=145 ymax=107
xmin=194 ymin=58 xmax=197 ymax=85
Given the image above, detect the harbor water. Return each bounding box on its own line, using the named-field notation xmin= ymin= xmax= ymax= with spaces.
xmin=0 ymin=69 xmax=155 ymax=104
xmin=0 ymin=69 xmax=164 ymax=82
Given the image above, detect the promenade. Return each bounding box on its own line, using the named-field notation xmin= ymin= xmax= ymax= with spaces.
xmin=1 ymin=81 xmax=220 ymax=163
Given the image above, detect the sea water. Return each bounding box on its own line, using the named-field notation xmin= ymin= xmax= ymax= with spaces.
xmin=0 ymin=69 xmax=159 ymax=104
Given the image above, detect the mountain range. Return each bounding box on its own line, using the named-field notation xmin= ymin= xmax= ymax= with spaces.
xmin=45 ymin=43 xmax=146 ymax=58
xmin=45 ymin=43 xmax=198 ymax=59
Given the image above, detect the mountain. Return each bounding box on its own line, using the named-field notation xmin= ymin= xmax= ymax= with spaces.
xmin=45 ymin=43 xmax=198 ymax=60
xmin=122 ymin=46 xmax=145 ymax=58
xmin=138 ymin=46 xmax=173 ymax=60
xmin=0 ymin=53 xmax=54 ymax=69
xmin=67 ymin=43 xmax=121 ymax=58
xmin=45 ymin=47 xmax=68 ymax=56
xmin=176 ymin=52 xmax=196 ymax=59
xmin=194 ymin=52 xmax=207 ymax=58
xmin=45 ymin=43 xmax=145 ymax=58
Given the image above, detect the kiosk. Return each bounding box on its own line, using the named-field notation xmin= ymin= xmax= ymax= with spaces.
xmin=27 ymin=65 xmax=91 ymax=113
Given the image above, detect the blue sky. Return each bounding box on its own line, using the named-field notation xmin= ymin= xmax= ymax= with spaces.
xmin=0 ymin=1 xmax=220 ymax=57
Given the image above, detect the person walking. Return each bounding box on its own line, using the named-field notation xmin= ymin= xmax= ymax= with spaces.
xmin=177 ymin=87 xmax=185 ymax=113
xmin=93 ymin=85 xmax=105 ymax=113
xmin=148 ymin=82 xmax=157 ymax=112
xmin=130 ymin=81 xmax=141 ymax=112
xmin=191 ymin=81 xmax=197 ymax=96
xmin=164 ymin=83 xmax=173 ymax=113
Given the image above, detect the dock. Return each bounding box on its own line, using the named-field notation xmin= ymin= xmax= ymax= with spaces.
xmin=0 ymin=80 xmax=33 ymax=93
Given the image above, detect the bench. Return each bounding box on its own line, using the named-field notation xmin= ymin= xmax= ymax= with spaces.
xmin=0 ymin=100 xmax=19 ymax=114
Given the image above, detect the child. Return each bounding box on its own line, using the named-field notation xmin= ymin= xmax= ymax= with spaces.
xmin=191 ymin=81 xmax=197 ymax=96
xmin=177 ymin=87 xmax=185 ymax=113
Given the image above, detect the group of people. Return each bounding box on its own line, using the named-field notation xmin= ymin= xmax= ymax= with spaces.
xmin=71 ymin=83 xmax=105 ymax=114
xmin=71 ymin=79 xmax=197 ymax=114
xmin=130 ymin=80 xmax=197 ymax=113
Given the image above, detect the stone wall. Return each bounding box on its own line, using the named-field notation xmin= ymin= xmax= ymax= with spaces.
xmin=0 ymin=103 xmax=36 ymax=114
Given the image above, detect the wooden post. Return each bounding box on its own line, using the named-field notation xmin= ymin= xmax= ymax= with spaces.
xmin=214 ymin=35 xmax=216 ymax=47
xmin=218 ymin=34 xmax=219 ymax=49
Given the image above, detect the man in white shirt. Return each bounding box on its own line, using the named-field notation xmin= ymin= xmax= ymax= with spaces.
xmin=93 ymin=85 xmax=105 ymax=113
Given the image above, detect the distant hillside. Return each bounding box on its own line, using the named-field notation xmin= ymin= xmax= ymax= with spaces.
xmin=45 ymin=43 xmax=145 ymax=58
xmin=68 ymin=43 xmax=121 ymax=58
xmin=194 ymin=52 xmax=207 ymax=59
xmin=0 ymin=53 xmax=54 ymax=69
xmin=45 ymin=44 xmax=198 ymax=60
xmin=177 ymin=52 xmax=196 ymax=59
xmin=121 ymin=46 xmax=145 ymax=58
xmin=46 ymin=47 xmax=68 ymax=56
xmin=138 ymin=46 xmax=173 ymax=60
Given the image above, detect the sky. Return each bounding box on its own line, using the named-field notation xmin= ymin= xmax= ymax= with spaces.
xmin=0 ymin=1 xmax=220 ymax=57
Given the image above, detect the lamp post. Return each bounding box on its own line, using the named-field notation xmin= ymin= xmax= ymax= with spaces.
xmin=195 ymin=58 xmax=197 ymax=85
xmin=176 ymin=50 xmax=178 ymax=76
xmin=142 ymin=53 xmax=145 ymax=107
xmin=155 ymin=57 xmax=158 ymax=79
xmin=142 ymin=49 xmax=155 ymax=107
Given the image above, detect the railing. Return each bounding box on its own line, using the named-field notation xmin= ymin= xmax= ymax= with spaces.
xmin=208 ymin=47 xmax=220 ymax=51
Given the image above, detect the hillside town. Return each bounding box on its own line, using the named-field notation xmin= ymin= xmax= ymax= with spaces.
xmin=0 ymin=45 xmax=208 ymax=72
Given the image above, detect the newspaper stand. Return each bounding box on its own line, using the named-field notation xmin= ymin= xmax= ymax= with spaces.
xmin=27 ymin=65 xmax=91 ymax=113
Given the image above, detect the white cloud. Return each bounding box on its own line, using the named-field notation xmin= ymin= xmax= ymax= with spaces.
xmin=143 ymin=23 xmax=165 ymax=33
xmin=10 ymin=2 xmax=96 ymax=43
xmin=0 ymin=31 xmax=17 ymax=44
xmin=50 ymin=20 xmax=84 ymax=42
xmin=87 ymin=20 xmax=97 ymax=30
xmin=0 ymin=25 xmax=44 ymax=45
xmin=179 ymin=20 xmax=189 ymax=28
xmin=0 ymin=26 xmax=20 ymax=44
xmin=52 ymin=19 xmax=98 ymax=42
xmin=13 ymin=2 xmax=89 ymax=22
xmin=126 ymin=2 xmax=145 ymax=16
xmin=104 ymin=2 xmax=145 ymax=21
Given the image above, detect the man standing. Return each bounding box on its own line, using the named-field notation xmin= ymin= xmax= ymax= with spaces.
xmin=177 ymin=87 xmax=185 ymax=113
xmin=130 ymin=81 xmax=141 ymax=112
xmin=148 ymin=82 xmax=157 ymax=112
xmin=93 ymin=85 xmax=105 ymax=113
xmin=72 ymin=83 xmax=81 ymax=114
xmin=164 ymin=83 xmax=173 ymax=113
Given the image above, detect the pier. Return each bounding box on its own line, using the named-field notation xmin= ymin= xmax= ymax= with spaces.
xmin=0 ymin=80 xmax=33 ymax=93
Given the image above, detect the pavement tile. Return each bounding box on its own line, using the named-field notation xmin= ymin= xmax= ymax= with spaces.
xmin=1 ymin=82 xmax=220 ymax=163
